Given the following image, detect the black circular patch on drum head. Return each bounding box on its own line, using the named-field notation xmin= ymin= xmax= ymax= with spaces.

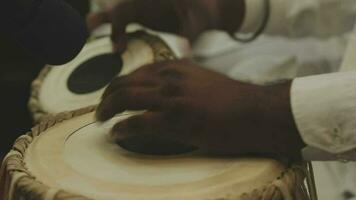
xmin=67 ymin=53 xmax=123 ymax=94
xmin=118 ymin=135 xmax=197 ymax=156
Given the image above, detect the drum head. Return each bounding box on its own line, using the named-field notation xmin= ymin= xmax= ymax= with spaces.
xmin=34 ymin=32 xmax=174 ymax=117
xmin=24 ymin=112 xmax=287 ymax=200
xmin=66 ymin=53 xmax=123 ymax=94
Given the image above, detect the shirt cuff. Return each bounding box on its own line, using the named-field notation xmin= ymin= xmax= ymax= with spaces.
xmin=291 ymin=71 xmax=356 ymax=156
xmin=239 ymin=0 xmax=265 ymax=33
xmin=239 ymin=0 xmax=289 ymax=34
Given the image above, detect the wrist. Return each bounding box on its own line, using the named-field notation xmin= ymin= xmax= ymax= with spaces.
xmin=217 ymin=0 xmax=246 ymax=34
xmin=258 ymin=81 xmax=306 ymax=157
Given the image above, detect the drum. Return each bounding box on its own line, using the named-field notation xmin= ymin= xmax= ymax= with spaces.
xmin=28 ymin=31 xmax=175 ymax=122
xmin=1 ymin=107 xmax=310 ymax=200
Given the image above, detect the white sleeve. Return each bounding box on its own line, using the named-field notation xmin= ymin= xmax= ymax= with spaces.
xmin=238 ymin=0 xmax=356 ymax=160
xmin=291 ymin=70 xmax=356 ymax=154
xmin=240 ymin=0 xmax=356 ymax=38
xmin=291 ymin=28 xmax=356 ymax=161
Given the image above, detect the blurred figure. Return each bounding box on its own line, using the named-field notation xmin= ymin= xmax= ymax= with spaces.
xmin=0 ymin=0 xmax=90 ymax=159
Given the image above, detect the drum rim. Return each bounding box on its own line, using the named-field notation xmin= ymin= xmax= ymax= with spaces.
xmin=1 ymin=106 xmax=309 ymax=200
xmin=28 ymin=31 xmax=176 ymax=123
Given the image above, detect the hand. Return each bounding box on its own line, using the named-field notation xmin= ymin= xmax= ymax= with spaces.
xmin=87 ymin=0 xmax=245 ymax=53
xmin=96 ymin=60 xmax=305 ymax=158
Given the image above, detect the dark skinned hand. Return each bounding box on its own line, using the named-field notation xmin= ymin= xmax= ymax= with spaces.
xmin=87 ymin=0 xmax=245 ymax=53
xmin=96 ymin=60 xmax=305 ymax=158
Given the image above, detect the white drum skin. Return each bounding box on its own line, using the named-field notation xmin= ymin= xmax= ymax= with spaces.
xmin=23 ymin=112 xmax=305 ymax=200
xmin=28 ymin=32 xmax=176 ymax=122
xmin=1 ymin=109 xmax=309 ymax=200
xmin=39 ymin=37 xmax=153 ymax=114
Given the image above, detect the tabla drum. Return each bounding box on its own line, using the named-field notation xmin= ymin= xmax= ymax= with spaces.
xmin=1 ymin=107 xmax=310 ymax=200
xmin=28 ymin=31 xmax=175 ymax=122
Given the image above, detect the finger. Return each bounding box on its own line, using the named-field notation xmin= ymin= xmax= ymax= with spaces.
xmin=110 ymin=112 xmax=198 ymax=155
xmin=172 ymin=1 xmax=211 ymax=43
xmin=102 ymin=77 xmax=180 ymax=101
xmin=86 ymin=12 xmax=109 ymax=32
xmin=109 ymin=112 xmax=167 ymax=141
xmin=110 ymin=102 xmax=195 ymax=140
xmin=102 ymin=76 xmax=129 ymax=100
xmin=96 ymin=87 xmax=164 ymax=121
xmin=112 ymin=33 xmax=129 ymax=55
xmin=133 ymin=1 xmax=181 ymax=34
xmin=110 ymin=0 xmax=180 ymax=54
xmin=102 ymin=60 xmax=182 ymax=99
xmin=110 ymin=2 xmax=140 ymax=54
xmin=102 ymin=75 xmax=160 ymax=100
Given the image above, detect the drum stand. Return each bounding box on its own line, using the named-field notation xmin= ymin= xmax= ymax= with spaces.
xmin=306 ymin=161 xmax=318 ymax=200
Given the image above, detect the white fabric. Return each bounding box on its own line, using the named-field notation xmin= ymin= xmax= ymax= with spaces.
xmin=187 ymin=0 xmax=356 ymax=198
xmin=195 ymin=33 xmax=345 ymax=85
xmin=238 ymin=0 xmax=356 ymax=199
xmin=292 ymin=70 xmax=356 ymax=154
xmin=192 ymin=32 xmax=352 ymax=199
xmin=242 ymin=0 xmax=356 ymax=38
xmin=312 ymin=161 xmax=356 ymax=200
xmin=242 ymin=0 xmax=356 ymax=156
xmin=239 ymin=0 xmax=265 ymax=34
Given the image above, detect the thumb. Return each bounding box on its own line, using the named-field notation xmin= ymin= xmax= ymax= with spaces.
xmin=110 ymin=2 xmax=139 ymax=54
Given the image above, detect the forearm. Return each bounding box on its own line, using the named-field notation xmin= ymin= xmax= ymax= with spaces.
xmin=239 ymin=0 xmax=356 ymax=38
xmin=257 ymin=81 xmax=306 ymax=158
xmin=216 ymin=0 xmax=245 ymax=35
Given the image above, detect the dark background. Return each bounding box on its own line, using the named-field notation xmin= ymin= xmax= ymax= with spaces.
xmin=0 ymin=0 xmax=90 ymax=159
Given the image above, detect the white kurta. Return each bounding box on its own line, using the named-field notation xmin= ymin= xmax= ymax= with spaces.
xmin=192 ymin=0 xmax=356 ymax=199
xmin=242 ymin=0 xmax=356 ymax=157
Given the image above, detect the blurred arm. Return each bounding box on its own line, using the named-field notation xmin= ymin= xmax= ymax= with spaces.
xmin=240 ymin=0 xmax=356 ymax=38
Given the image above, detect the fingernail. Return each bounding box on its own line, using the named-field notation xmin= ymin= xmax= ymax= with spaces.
xmin=107 ymin=131 xmax=120 ymax=142
xmin=95 ymin=111 xmax=104 ymax=122
xmin=101 ymin=89 xmax=109 ymax=99
xmin=113 ymin=43 xmax=126 ymax=55
xmin=112 ymin=35 xmax=128 ymax=55
xmin=110 ymin=125 xmax=126 ymax=141
xmin=95 ymin=106 xmax=108 ymax=122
